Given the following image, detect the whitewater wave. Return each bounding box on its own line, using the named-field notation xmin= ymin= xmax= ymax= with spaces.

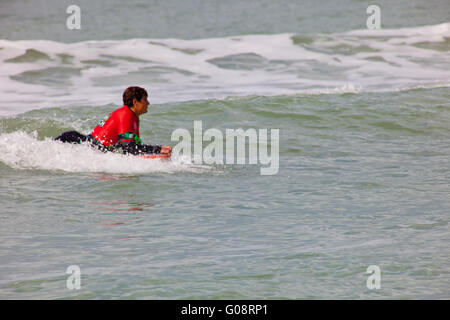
xmin=0 ymin=131 xmax=211 ymax=174
xmin=0 ymin=22 xmax=449 ymax=116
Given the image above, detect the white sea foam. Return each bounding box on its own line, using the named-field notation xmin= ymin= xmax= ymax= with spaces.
xmin=0 ymin=131 xmax=211 ymax=174
xmin=0 ymin=22 xmax=449 ymax=116
xmin=345 ymin=22 xmax=450 ymax=40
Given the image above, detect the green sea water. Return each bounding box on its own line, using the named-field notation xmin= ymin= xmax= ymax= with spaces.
xmin=0 ymin=0 xmax=449 ymax=299
xmin=1 ymin=88 xmax=449 ymax=299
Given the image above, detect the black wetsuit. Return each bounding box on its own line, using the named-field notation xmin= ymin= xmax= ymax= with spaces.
xmin=55 ymin=131 xmax=162 ymax=155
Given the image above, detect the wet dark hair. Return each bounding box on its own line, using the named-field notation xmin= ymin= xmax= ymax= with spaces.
xmin=123 ymin=86 xmax=148 ymax=108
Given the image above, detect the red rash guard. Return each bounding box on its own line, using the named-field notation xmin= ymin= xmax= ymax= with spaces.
xmin=91 ymin=105 xmax=139 ymax=146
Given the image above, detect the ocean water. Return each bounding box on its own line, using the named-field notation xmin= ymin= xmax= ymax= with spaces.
xmin=0 ymin=0 xmax=449 ymax=299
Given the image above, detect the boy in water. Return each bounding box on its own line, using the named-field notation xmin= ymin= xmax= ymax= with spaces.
xmin=55 ymin=86 xmax=172 ymax=156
